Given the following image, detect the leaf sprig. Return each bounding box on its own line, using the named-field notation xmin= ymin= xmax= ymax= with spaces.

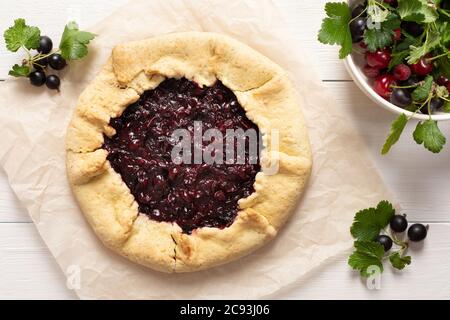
xmin=348 ymin=201 xmax=412 ymax=277
xmin=383 ymin=75 xmax=448 ymax=154
xmin=3 ymin=19 xmax=96 ymax=78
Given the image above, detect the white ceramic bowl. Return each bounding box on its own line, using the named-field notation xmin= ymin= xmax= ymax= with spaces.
xmin=344 ymin=1 xmax=450 ymax=121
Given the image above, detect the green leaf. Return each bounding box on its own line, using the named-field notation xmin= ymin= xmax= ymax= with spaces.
xmin=354 ymin=241 xmax=385 ymax=258
xmin=350 ymin=208 xmax=380 ymax=241
xmin=364 ymin=14 xmax=401 ymax=52
xmin=382 ymin=114 xmax=408 ymax=155
xmin=437 ymin=20 xmax=450 ymax=46
xmin=3 ymin=18 xmax=40 ymax=52
xmin=394 ymin=36 xmax=419 ymax=52
xmin=388 ymin=51 xmax=409 ymax=70
xmin=438 ymin=56 xmax=450 ymax=79
xmin=375 ymin=200 xmax=396 ymax=227
xmin=8 ymin=64 xmax=30 ymax=77
xmin=348 ymin=241 xmax=384 ymax=277
xmin=350 ymin=201 xmax=395 ymax=241
xmin=412 ymin=75 xmax=434 ymax=101
xmin=318 ymin=2 xmax=353 ymax=59
xmin=388 ymin=37 xmax=420 ymax=70
xmin=59 ymin=21 xmax=96 ymax=60
xmin=389 ymin=253 xmax=412 ymax=270
xmin=407 ymin=29 xmax=441 ymax=64
xmin=397 ymin=0 xmax=439 ymax=23
xmin=413 ymin=120 xmax=447 ymax=153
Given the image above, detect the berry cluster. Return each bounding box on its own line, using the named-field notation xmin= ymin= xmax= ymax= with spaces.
xmin=349 ymin=201 xmax=428 ymax=276
xmin=363 ymin=48 xmax=449 ymax=114
xmin=4 ymin=19 xmax=95 ymax=92
xmin=376 ymin=215 xmax=428 ymax=252
xmin=350 ymin=2 xmax=450 ymax=114
xmin=29 ymin=36 xmax=65 ymax=90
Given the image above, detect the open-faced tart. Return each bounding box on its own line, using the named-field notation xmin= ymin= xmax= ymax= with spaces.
xmin=66 ymin=32 xmax=312 ymax=272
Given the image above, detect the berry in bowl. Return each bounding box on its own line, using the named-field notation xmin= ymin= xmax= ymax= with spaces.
xmin=318 ymin=0 xmax=450 ymax=154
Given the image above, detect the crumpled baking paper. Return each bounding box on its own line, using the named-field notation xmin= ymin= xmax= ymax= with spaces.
xmin=0 ymin=0 xmax=394 ymax=299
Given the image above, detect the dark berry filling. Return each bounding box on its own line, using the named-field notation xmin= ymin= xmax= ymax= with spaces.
xmin=103 ymin=78 xmax=261 ymax=234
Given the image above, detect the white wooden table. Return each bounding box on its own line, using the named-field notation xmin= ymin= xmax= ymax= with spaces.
xmin=1 ymin=0 xmax=450 ymax=300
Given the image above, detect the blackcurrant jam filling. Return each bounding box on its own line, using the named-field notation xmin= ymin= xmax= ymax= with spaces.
xmin=103 ymin=78 xmax=260 ymax=234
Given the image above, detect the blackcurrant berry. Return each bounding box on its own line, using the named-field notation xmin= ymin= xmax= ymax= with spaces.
xmin=431 ymin=98 xmax=444 ymax=110
xmin=29 ymin=70 xmax=46 ymax=87
xmin=46 ymin=74 xmax=60 ymax=90
xmin=401 ymin=21 xmax=424 ymax=37
xmin=390 ymin=215 xmax=408 ymax=233
xmin=376 ymin=235 xmax=393 ymax=252
xmin=441 ymin=0 xmax=450 ymax=10
xmin=37 ymin=36 xmax=53 ymax=54
xmin=421 ymin=98 xmax=444 ymax=114
xmin=351 ymin=4 xmax=366 ymax=18
xmin=350 ymin=17 xmax=367 ymax=43
xmin=390 ymin=88 xmax=412 ymax=108
xmin=407 ymin=224 xmax=427 ymax=242
xmin=32 ymin=55 xmax=48 ymax=71
xmin=402 ymin=75 xmax=421 ymax=91
xmin=48 ymin=54 xmax=67 ymax=70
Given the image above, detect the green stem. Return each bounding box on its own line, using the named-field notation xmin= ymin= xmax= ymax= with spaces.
xmin=439 ymin=8 xmax=450 ymax=18
xmin=391 ymin=84 xmax=420 ymax=89
xmin=427 ymin=52 xmax=450 ymax=62
xmin=428 ymin=98 xmax=432 ymax=119
xmin=408 ymin=94 xmax=433 ymax=120
xmin=30 ymin=49 xmax=61 ymax=62
xmin=22 ymin=46 xmax=32 ymax=66
xmin=348 ymin=8 xmax=367 ymax=24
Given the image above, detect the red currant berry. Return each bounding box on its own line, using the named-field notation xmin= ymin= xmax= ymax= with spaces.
xmin=393 ymin=64 xmax=411 ymax=81
xmin=373 ymin=74 xmax=396 ymax=99
xmin=393 ymin=28 xmax=402 ymax=41
xmin=410 ymin=57 xmax=433 ymax=76
xmin=366 ymin=48 xmax=391 ymax=69
xmin=363 ymin=65 xmax=380 ymax=78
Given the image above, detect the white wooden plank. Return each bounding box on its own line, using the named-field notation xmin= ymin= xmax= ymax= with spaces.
xmin=0 ymin=222 xmax=448 ymax=299
xmin=0 ymin=224 xmax=76 ymax=299
xmin=0 ymin=168 xmax=30 ymax=222
xmin=0 ymin=0 xmax=349 ymax=81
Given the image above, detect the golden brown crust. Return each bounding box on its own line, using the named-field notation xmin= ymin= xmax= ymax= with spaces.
xmin=66 ymin=32 xmax=312 ymax=273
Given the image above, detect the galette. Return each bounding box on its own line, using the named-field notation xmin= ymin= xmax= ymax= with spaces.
xmin=66 ymin=32 xmax=312 ymax=273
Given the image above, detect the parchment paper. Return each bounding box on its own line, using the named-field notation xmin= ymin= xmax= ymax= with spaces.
xmin=0 ymin=0 xmax=394 ymax=299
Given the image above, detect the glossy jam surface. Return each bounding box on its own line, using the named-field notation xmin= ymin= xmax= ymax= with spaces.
xmin=103 ymin=78 xmax=260 ymax=233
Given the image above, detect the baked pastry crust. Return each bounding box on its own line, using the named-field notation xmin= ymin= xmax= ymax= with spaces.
xmin=66 ymin=32 xmax=312 ymax=273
